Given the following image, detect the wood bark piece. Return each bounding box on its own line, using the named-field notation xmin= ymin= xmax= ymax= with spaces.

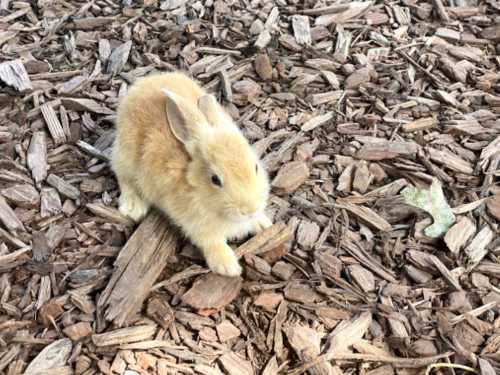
xmin=254 ymin=53 xmax=272 ymax=80
xmin=1 ymin=184 xmax=40 ymax=209
xmin=0 ymin=195 xmax=24 ymax=233
xmin=235 ymin=223 xmax=291 ymax=257
xmin=301 ymin=112 xmax=333 ymax=132
xmin=181 ymin=272 xmax=242 ymax=310
xmin=272 ymin=161 xmax=310 ymax=194
xmin=216 ymin=320 xmax=241 ymax=342
xmin=353 ymin=161 xmax=372 ymax=193
xmin=60 ymin=98 xmax=113 ymax=114
xmin=465 ymin=226 xmax=494 ymax=265
xmin=218 ymin=352 xmax=254 ymax=375
xmin=107 ymin=41 xmax=132 ymax=75
xmin=292 ymin=15 xmax=311 ymax=45
xmin=315 ymin=2 xmax=373 ymax=26
xmin=285 ymin=324 xmax=335 ymax=375
xmin=402 ymin=117 xmax=437 ymax=133
xmin=63 ymin=322 xmax=92 ymax=341
xmin=97 ymin=211 xmax=177 ymax=326
xmin=24 ymin=339 xmax=72 ymax=374
xmin=444 ymin=217 xmax=475 ymax=254
xmin=0 ymin=59 xmax=32 ymax=91
xmin=336 ymin=202 xmax=392 ymax=232
xmin=47 ymin=174 xmax=80 ymax=200
xmin=486 ymin=194 xmax=500 ymax=221
xmin=92 ymin=325 xmax=156 ymax=346
xmin=27 ymin=131 xmax=48 ymax=187
xmin=356 ymin=140 xmax=419 ymax=160
xmin=86 ymin=203 xmax=134 ymax=226
xmin=40 ymin=104 xmax=66 ymax=145
xmin=146 ymin=296 xmax=174 ymax=330
xmin=328 ymin=311 xmax=372 ymax=354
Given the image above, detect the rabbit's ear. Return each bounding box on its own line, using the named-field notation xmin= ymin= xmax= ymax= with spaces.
xmin=162 ymin=88 xmax=196 ymax=144
xmin=198 ymin=94 xmax=223 ymax=126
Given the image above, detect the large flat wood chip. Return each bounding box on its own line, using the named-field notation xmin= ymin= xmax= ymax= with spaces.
xmin=0 ymin=195 xmax=24 ymax=232
xmin=444 ymin=217 xmax=476 ymax=254
xmin=1 ymin=184 xmax=40 ymax=209
xmin=107 ymin=40 xmax=133 ymax=75
xmin=465 ymin=226 xmax=494 ymax=265
xmin=41 ymin=104 xmax=66 ymax=145
xmin=181 ymin=273 xmax=242 ymax=310
xmin=97 ymin=211 xmax=177 ymax=326
xmin=272 ymin=161 xmax=310 ymax=194
xmin=24 ymin=339 xmax=72 ymax=374
xmin=0 ymin=59 xmax=32 ymax=91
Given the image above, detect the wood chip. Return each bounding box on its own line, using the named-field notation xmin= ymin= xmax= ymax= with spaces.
xmin=219 ymin=352 xmax=254 ymax=375
xmin=24 ymin=339 xmax=72 ymax=374
xmin=92 ymin=326 xmax=156 ymax=346
xmin=47 ymin=174 xmax=80 ymax=200
xmin=301 ymin=112 xmax=333 ymax=132
xmin=63 ymin=322 xmax=92 ymax=341
xmin=444 ymin=217 xmax=476 ymax=254
xmin=216 ymin=320 xmax=241 ymax=342
xmin=235 ymin=223 xmax=291 ymax=257
xmin=292 ymin=15 xmax=311 ymax=45
xmin=272 ymin=161 xmax=310 ymax=194
xmin=181 ymin=272 xmax=242 ymax=310
xmin=0 ymin=195 xmax=24 ymax=232
xmin=254 ymin=53 xmax=273 ymax=80
xmin=40 ymin=104 xmax=66 ymax=145
xmin=0 ymin=59 xmax=32 ymax=91
xmin=465 ymin=226 xmax=494 ymax=265
xmin=1 ymin=184 xmax=39 ymax=209
xmin=402 ymin=117 xmax=437 ymax=133
xmin=107 ymin=41 xmax=133 ymax=75
xmin=486 ymin=194 xmax=500 ymax=221
xmin=337 ymin=203 xmax=392 ymax=232
xmin=27 ymin=131 xmax=48 ymax=187
xmin=60 ymin=98 xmax=113 ymax=114
xmin=98 ymin=211 xmax=177 ymax=326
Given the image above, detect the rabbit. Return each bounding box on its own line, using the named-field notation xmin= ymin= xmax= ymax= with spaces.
xmin=111 ymin=72 xmax=272 ymax=277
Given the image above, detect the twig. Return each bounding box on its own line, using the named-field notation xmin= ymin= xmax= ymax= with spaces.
xmin=396 ymin=50 xmax=444 ymax=88
xmin=425 ymin=363 xmax=478 ymax=375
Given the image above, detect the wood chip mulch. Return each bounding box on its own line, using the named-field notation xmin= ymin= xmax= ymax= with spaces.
xmin=0 ymin=1 xmax=500 ymax=374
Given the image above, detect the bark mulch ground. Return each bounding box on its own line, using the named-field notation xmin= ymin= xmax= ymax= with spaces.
xmin=0 ymin=0 xmax=500 ymax=374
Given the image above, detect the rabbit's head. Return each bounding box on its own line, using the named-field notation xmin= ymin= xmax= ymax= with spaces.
xmin=163 ymin=89 xmax=270 ymax=223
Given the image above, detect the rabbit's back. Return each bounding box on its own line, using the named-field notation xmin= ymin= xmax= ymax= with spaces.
xmin=113 ymin=72 xmax=203 ymax=193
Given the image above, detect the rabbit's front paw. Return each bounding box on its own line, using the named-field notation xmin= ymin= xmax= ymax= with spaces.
xmin=252 ymin=213 xmax=272 ymax=233
xmin=205 ymin=244 xmax=242 ymax=277
xmin=118 ymin=189 xmax=150 ymax=222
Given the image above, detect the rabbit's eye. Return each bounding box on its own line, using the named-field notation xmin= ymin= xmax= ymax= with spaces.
xmin=211 ymin=174 xmax=222 ymax=187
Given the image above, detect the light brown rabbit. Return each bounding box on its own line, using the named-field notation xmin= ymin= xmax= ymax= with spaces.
xmin=111 ymin=72 xmax=272 ymax=276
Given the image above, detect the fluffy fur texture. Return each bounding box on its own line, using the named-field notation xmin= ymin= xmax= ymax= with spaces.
xmin=112 ymin=72 xmax=272 ymax=276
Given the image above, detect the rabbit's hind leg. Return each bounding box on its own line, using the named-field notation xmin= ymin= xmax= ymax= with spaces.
xmin=118 ymin=181 xmax=150 ymax=222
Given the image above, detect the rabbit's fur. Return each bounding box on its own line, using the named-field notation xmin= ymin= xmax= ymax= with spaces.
xmin=112 ymin=72 xmax=271 ymax=276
